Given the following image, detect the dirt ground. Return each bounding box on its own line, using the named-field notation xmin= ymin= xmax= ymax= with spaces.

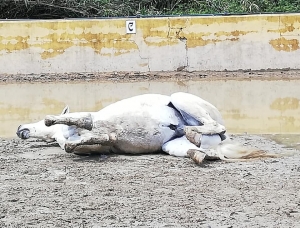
xmin=1 ymin=68 xmax=300 ymax=83
xmin=1 ymin=70 xmax=300 ymax=227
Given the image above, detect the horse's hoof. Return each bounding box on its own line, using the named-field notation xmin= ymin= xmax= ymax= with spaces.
xmin=82 ymin=117 xmax=93 ymax=131
xmin=187 ymin=149 xmax=206 ymax=164
xmin=65 ymin=143 xmax=77 ymax=153
xmin=77 ymin=115 xmax=93 ymax=131
xmin=184 ymin=127 xmax=202 ymax=147
xmin=44 ymin=115 xmax=56 ymax=126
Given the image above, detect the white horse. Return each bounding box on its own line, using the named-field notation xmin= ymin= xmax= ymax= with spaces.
xmin=16 ymin=92 xmax=276 ymax=164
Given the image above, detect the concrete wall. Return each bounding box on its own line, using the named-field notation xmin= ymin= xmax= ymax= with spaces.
xmin=0 ymin=14 xmax=300 ymax=74
xmin=2 ymin=78 xmax=300 ymax=138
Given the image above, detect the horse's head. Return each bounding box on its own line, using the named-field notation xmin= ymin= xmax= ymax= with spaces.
xmin=16 ymin=106 xmax=70 ymax=142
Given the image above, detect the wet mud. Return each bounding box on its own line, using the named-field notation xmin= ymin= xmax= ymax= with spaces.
xmin=1 ymin=134 xmax=300 ymax=227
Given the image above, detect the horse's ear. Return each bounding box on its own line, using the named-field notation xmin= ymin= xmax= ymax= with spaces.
xmin=61 ymin=105 xmax=70 ymax=115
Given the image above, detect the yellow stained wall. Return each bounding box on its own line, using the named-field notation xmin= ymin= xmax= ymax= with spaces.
xmin=0 ymin=14 xmax=299 ymax=73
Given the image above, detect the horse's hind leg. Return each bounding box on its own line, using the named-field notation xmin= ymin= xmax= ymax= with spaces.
xmin=184 ymin=126 xmax=227 ymax=149
xmin=64 ymin=131 xmax=117 ymax=153
xmin=184 ymin=125 xmax=226 ymax=138
xmin=45 ymin=113 xmax=93 ymax=130
xmin=162 ymin=136 xmax=207 ymax=164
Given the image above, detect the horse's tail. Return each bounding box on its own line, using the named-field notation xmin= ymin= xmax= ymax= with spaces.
xmin=216 ymin=142 xmax=280 ymax=162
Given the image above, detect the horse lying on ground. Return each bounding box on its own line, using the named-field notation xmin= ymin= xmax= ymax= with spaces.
xmin=16 ymin=92 xmax=277 ymax=164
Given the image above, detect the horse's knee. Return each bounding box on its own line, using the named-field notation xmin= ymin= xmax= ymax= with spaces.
xmin=45 ymin=115 xmax=57 ymax=127
xmin=78 ymin=115 xmax=93 ymax=130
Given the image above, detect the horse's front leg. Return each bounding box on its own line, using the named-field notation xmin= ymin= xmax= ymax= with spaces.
xmin=45 ymin=113 xmax=93 ymax=130
xmin=64 ymin=131 xmax=117 ymax=153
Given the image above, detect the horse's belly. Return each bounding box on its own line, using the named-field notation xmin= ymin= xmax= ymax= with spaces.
xmin=112 ymin=134 xmax=164 ymax=154
xmin=97 ymin=105 xmax=184 ymax=154
xmin=112 ymin=112 xmax=178 ymax=154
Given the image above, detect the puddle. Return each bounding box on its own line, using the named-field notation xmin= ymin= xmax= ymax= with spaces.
xmin=2 ymin=79 xmax=300 ymax=138
xmin=263 ymin=134 xmax=300 ymax=151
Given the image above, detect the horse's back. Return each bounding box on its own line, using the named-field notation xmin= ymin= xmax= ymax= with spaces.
xmin=94 ymin=94 xmax=170 ymax=121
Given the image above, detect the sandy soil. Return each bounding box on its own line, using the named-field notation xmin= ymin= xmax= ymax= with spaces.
xmin=1 ymin=70 xmax=300 ymax=227
xmin=1 ymin=134 xmax=300 ymax=227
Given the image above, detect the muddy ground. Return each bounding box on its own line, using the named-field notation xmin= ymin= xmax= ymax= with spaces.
xmin=1 ymin=134 xmax=300 ymax=228
xmin=1 ymin=70 xmax=300 ymax=227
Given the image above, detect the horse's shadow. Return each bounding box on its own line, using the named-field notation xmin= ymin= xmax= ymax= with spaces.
xmin=71 ymin=150 xmax=220 ymax=168
xmin=28 ymin=142 xmax=220 ymax=168
xmin=29 ymin=142 xmax=59 ymax=148
xmin=72 ymin=152 xmax=113 ymax=162
xmin=71 ymin=151 xmax=164 ymax=162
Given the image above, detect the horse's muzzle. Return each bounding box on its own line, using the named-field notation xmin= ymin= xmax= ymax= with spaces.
xmin=16 ymin=126 xmax=30 ymax=139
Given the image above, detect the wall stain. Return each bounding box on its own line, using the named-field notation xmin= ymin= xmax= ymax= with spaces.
xmin=269 ymin=37 xmax=299 ymax=52
xmin=139 ymin=63 xmax=148 ymax=67
xmin=223 ymin=109 xmax=252 ymax=120
xmin=0 ymin=14 xmax=299 ymax=60
xmin=264 ymin=14 xmax=300 ymax=34
xmin=188 ymin=15 xmax=280 ymax=25
xmin=174 ymin=30 xmax=255 ymax=48
xmin=169 ymin=18 xmax=189 ymax=28
xmin=0 ymin=22 xmax=138 ymax=59
xmin=267 ymin=24 xmax=296 ymax=33
xmin=176 ymin=81 xmax=187 ymax=87
xmin=280 ymin=16 xmax=300 ymax=26
xmin=270 ymin=97 xmax=300 ymax=110
xmin=214 ymin=30 xmax=256 ymax=37
xmin=0 ymin=98 xmax=67 ymax=122
xmin=94 ymin=98 xmax=119 ymax=111
xmin=0 ymin=36 xmax=30 ymax=54
xmin=0 ymin=106 xmax=31 ymax=121
xmin=41 ymin=98 xmax=66 ymax=113
xmin=139 ymin=86 xmax=149 ymax=91
xmin=144 ymin=38 xmax=178 ymax=47
xmin=186 ymin=36 xmax=241 ymax=48
xmin=268 ymin=116 xmax=297 ymax=128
